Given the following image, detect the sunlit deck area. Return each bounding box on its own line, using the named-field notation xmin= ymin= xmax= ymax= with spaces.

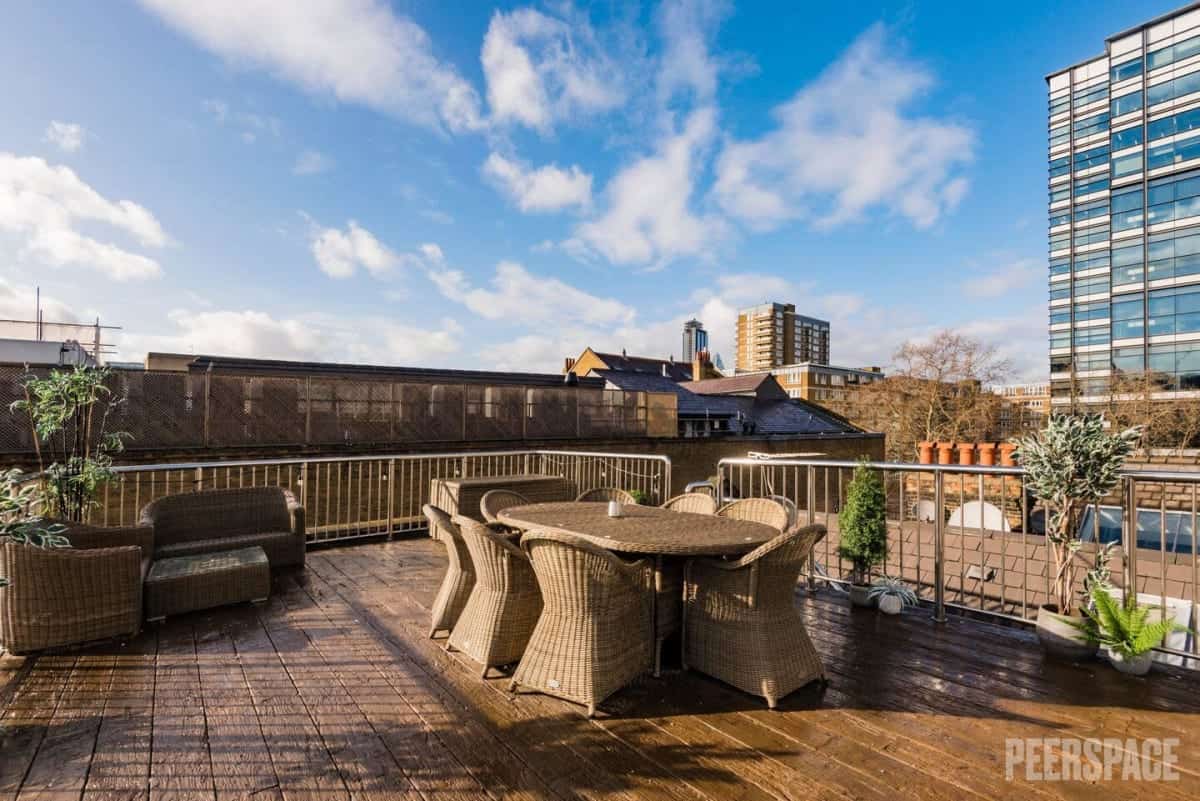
xmin=3 ymin=535 xmax=1198 ymax=801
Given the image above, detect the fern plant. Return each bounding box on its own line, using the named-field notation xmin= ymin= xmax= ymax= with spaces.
xmin=837 ymin=459 xmax=888 ymax=585
xmin=1076 ymin=585 xmax=1188 ymax=660
xmin=1014 ymin=415 xmax=1141 ymax=616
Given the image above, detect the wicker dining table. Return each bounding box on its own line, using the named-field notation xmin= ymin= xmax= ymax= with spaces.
xmin=497 ymin=501 xmax=779 ymax=675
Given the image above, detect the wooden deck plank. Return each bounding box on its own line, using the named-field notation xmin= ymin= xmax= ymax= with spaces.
xmin=3 ymin=537 xmax=1200 ymax=801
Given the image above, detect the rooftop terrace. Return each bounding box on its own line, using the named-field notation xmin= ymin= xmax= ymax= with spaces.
xmin=4 ymin=535 xmax=1198 ymax=801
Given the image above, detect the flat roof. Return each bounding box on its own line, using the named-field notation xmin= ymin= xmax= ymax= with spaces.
xmin=1046 ymin=1 xmax=1200 ymax=80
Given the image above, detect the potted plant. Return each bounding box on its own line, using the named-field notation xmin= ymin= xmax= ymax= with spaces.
xmin=837 ymin=459 xmax=888 ymax=607
xmin=10 ymin=366 xmax=128 ymax=523
xmin=868 ymin=576 xmax=917 ymax=615
xmin=1076 ymin=585 xmax=1189 ymax=676
xmin=1014 ymin=415 xmax=1141 ymax=660
xmin=628 ymin=489 xmax=648 ymax=505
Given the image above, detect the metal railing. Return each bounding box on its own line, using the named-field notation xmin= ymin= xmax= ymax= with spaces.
xmin=716 ymin=456 xmax=1199 ymax=665
xmin=98 ymin=449 xmax=670 ymax=544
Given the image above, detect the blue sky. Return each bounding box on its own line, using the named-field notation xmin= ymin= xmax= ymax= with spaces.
xmin=0 ymin=0 xmax=1183 ymax=380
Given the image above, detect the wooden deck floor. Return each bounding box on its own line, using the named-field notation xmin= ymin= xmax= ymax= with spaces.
xmin=3 ymin=536 xmax=1200 ymax=801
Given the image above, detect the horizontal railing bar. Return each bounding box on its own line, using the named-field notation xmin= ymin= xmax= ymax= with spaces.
xmin=718 ymin=457 xmax=1200 ymax=484
xmin=109 ymin=448 xmax=669 ymax=475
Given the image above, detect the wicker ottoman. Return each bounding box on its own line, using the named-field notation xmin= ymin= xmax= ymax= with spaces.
xmin=145 ymin=546 xmax=270 ymax=622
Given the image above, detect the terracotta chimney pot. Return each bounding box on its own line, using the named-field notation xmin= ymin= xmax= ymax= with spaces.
xmin=999 ymin=442 xmax=1018 ymax=467
xmin=936 ymin=442 xmax=954 ymax=465
xmin=917 ymin=441 xmax=934 ymax=465
xmin=957 ymin=442 xmax=976 ymax=466
xmin=977 ymin=442 xmax=997 ymax=467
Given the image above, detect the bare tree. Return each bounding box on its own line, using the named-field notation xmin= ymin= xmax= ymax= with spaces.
xmin=1104 ymin=371 xmax=1200 ymax=452
xmin=828 ymin=330 xmax=1012 ymax=461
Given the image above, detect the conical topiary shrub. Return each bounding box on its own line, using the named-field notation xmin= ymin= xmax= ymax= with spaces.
xmin=837 ymin=459 xmax=888 ymax=605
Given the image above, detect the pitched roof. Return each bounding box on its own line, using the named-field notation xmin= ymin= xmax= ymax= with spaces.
xmin=592 ymin=351 xmax=693 ymax=381
xmin=593 ymin=370 xmax=737 ymax=417
xmin=739 ymin=398 xmax=865 ymax=436
xmin=683 ymin=373 xmax=785 ymax=397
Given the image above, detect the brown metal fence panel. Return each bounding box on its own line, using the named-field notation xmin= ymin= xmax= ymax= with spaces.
xmin=0 ymin=364 xmax=677 ymax=454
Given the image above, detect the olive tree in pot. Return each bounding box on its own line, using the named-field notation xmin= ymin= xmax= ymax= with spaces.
xmin=1014 ymin=415 xmax=1141 ymax=660
xmin=837 ymin=460 xmax=888 ymax=608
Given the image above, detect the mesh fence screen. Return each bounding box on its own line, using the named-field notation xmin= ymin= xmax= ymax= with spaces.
xmin=0 ymin=366 xmax=676 ymax=453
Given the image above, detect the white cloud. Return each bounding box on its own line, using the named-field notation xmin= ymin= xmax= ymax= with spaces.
xmin=140 ymin=0 xmax=483 ymax=133
xmin=44 ymin=121 xmax=86 ymax=153
xmin=574 ymin=108 xmax=720 ymax=266
xmin=119 ymin=307 xmax=461 ymax=365
xmin=428 ymin=259 xmax=635 ymax=328
xmin=203 ymin=99 xmax=281 ymax=143
xmin=309 ymin=219 xmax=398 ymax=278
xmin=655 ymin=0 xmax=727 ymax=108
xmin=0 ymin=153 xmax=167 ymax=280
xmin=482 ymin=153 xmax=592 ymax=213
xmin=481 ymin=7 xmax=626 ymax=132
xmin=963 ymin=258 xmax=1040 ymax=298
xmin=713 ymin=24 xmax=973 ymax=231
xmin=292 ymin=149 xmax=333 ymax=175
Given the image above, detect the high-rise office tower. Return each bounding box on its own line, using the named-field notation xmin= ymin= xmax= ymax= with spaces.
xmin=734 ymin=302 xmax=830 ymax=371
xmin=682 ymin=318 xmax=708 ymax=362
xmin=1047 ymin=4 xmax=1200 ymax=407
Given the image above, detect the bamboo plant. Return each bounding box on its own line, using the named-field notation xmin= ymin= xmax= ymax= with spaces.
xmin=10 ymin=367 xmax=129 ymax=523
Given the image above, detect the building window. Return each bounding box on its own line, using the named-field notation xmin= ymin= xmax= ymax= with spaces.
xmin=1111 ymin=126 xmax=1143 ymax=151
xmin=1112 ymin=294 xmax=1144 ymax=340
xmin=1148 ymin=285 xmax=1200 ymax=335
xmin=1112 ymin=241 xmax=1145 ymax=285
xmin=1111 ymin=186 xmax=1144 ymax=231
xmin=1110 ymin=90 xmax=1143 ymax=117
xmin=1110 ymin=56 xmax=1143 ymax=83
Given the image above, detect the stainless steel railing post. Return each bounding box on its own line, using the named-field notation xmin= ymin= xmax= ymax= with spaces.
xmin=933 ymin=469 xmax=947 ymax=624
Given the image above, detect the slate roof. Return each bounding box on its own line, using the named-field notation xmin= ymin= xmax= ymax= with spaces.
xmin=594 ymin=370 xmax=737 ymax=417
xmin=684 ymin=374 xmax=777 ymax=395
xmin=597 ymin=369 xmax=863 ymax=435
xmin=592 ymin=351 xmax=693 ymax=381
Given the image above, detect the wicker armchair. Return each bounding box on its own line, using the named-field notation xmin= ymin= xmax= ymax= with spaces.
xmin=513 ymin=531 xmax=654 ymax=717
xmin=575 ymin=488 xmax=638 ymax=504
xmin=716 ymin=498 xmax=789 ymax=531
xmin=423 ymin=505 xmax=475 ymax=639
xmin=140 ymin=487 xmax=305 ymax=568
xmin=661 ymin=493 xmax=718 ymax=515
xmin=448 ymin=515 xmax=543 ymax=677
xmin=0 ymin=522 xmax=152 ymax=654
xmin=682 ymin=524 xmax=827 ymax=708
xmin=479 ymin=489 xmax=531 ymax=524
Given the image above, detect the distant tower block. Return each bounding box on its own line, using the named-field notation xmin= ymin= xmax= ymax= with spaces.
xmin=682 ymin=319 xmax=708 ymax=363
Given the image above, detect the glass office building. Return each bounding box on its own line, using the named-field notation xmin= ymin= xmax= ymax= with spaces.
xmin=1047 ymin=3 xmax=1200 ymax=407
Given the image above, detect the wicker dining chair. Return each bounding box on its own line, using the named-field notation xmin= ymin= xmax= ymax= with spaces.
xmin=575 ymin=487 xmax=638 ymax=504
xmin=682 ymin=524 xmax=828 ymax=708
xmin=766 ymin=495 xmax=799 ymax=530
xmin=448 ymin=515 xmax=543 ymax=677
xmin=480 ymin=489 xmax=531 ymax=524
xmin=513 ymin=530 xmax=654 ymax=717
xmin=661 ymin=492 xmax=718 ymax=515
xmin=716 ymin=498 xmax=789 ymax=531
xmin=423 ymin=505 xmax=475 ymax=640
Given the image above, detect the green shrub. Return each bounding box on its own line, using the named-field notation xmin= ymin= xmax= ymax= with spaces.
xmin=837 ymin=459 xmax=888 ymax=585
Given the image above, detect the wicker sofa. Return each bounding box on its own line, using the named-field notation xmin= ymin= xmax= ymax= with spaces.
xmin=0 ymin=522 xmax=152 ymax=654
xmin=140 ymin=487 xmax=306 ymax=569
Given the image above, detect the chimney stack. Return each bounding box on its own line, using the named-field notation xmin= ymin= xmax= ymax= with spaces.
xmin=563 ymin=357 xmax=576 ymax=374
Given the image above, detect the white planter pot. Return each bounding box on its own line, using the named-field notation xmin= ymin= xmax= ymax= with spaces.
xmin=1109 ymin=651 xmax=1154 ymax=676
xmin=877 ymin=594 xmax=903 ymax=616
xmin=1035 ymin=605 xmax=1097 ymax=661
